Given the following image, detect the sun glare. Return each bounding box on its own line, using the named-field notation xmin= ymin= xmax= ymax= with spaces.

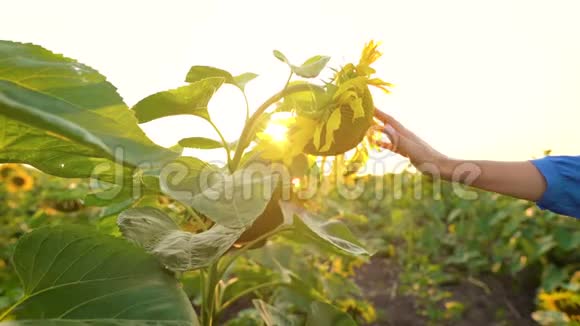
xmin=263 ymin=121 xmax=289 ymax=143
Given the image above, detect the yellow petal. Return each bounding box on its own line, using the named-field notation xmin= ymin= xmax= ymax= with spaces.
xmin=351 ymin=97 xmax=365 ymax=121
xmin=359 ymin=40 xmax=382 ymax=66
xmin=320 ymin=108 xmax=342 ymax=152
xmin=313 ymin=124 xmax=323 ymax=150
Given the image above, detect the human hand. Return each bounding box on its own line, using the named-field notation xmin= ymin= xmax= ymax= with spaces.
xmin=372 ymin=109 xmax=449 ymax=173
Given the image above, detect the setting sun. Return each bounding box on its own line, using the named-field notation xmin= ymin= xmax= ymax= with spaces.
xmin=262 ymin=118 xmax=290 ymax=143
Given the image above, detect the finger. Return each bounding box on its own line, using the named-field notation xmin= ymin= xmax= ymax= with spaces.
xmin=369 ymin=124 xmax=387 ymax=134
xmin=373 ymin=140 xmax=394 ymax=151
xmin=373 ymin=108 xmax=390 ymax=124
xmin=373 ymin=109 xmax=409 ymax=135
xmin=369 ymin=126 xmax=400 ymax=153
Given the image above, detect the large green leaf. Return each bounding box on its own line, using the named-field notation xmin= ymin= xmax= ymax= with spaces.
xmin=185 ymin=66 xmax=257 ymax=91
xmin=158 ymin=159 xmax=278 ymax=229
xmin=0 ymin=41 xmax=177 ymax=171
xmin=132 ymin=77 xmax=224 ymax=123
xmin=186 ymin=165 xmax=279 ymax=229
xmin=0 ymin=225 xmax=198 ymax=325
xmin=305 ymin=301 xmax=357 ymax=326
xmin=0 ymin=115 xmax=124 ymax=181
xmin=157 ymin=156 xmax=218 ymax=203
xmin=280 ymin=202 xmax=369 ymax=256
xmin=118 ymin=207 xmax=243 ymax=271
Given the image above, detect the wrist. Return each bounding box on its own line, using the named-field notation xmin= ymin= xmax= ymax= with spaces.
xmin=412 ymin=151 xmax=452 ymax=179
xmin=435 ymin=155 xmax=455 ymax=180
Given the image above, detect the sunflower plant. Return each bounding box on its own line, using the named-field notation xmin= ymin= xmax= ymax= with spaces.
xmin=0 ymin=40 xmax=389 ymax=326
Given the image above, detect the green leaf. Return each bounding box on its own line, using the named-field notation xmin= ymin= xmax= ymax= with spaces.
xmin=273 ymin=50 xmax=289 ymax=64
xmin=553 ymin=228 xmax=580 ymax=251
xmin=272 ymin=51 xmax=330 ymax=78
xmin=132 ymin=77 xmax=224 ymax=123
xmin=118 ymin=207 xmax=243 ymax=271
xmin=280 ymin=202 xmax=369 ymax=256
xmin=158 ymin=156 xmax=219 ymax=203
xmin=0 ymin=116 xmax=125 ymax=180
xmin=185 ymin=66 xmax=235 ymax=84
xmin=306 ymin=301 xmax=357 ymax=326
xmin=185 ymin=165 xmax=279 ymax=229
xmin=292 ymin=55 xmax=331 ymax=79
xmin=233 ymin=73 xmax=258 ymax=91
xmin=185 ymin=66 xmax=257 ymax=91
xmin=541 ymin=264 xmax=569 ymax=292
xmin=252 ymin=300 xmax=299 ymax=326
xmin=276 ymin=83 xmax=330 ymax=118
xmin=0 ymin=41 xmax=177 ymax=171
xmin=178 ymin=137 xmax=224 ymax=149
xmin=1 ymin=225 xmax=198 ymax=325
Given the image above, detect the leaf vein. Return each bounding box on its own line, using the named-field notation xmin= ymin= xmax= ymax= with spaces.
xmin=50 ymin=243 xmax=103 ymax=287
xmin=30 ymin=235 xmax=93 ymax=293
xmin=57 ymin=282 xmax=155 ymax=319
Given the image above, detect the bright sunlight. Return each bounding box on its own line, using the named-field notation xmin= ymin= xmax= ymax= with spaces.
xmin=262 ymin=121 xmax=289 ymax=143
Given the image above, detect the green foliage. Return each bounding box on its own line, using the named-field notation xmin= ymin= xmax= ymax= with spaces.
xmin=273 ymin=50 xmax=330 ymax=78
xmin=0 ymin=41 xmax=177 ymax=174
xmin=1 ymin=225 xmax=198 ymax=325
xmin=185 ymin=66 xmax=257 ymax=91
xmin=178 ymin=137 xmax=225 ymax=149
xmin=306 ymin=301 xmax=357 ymax=326
xmin=132 ymin=78 xmax=224 ymax=123
xmin=252 ymin=299 xmax=302 ymax=326
xmin=180 ymin=166 xmax=279 ymax=229
xmin=322 ymin=173 xmax=580 ymax=324
xmin=0 ymin=40 xmax=372 ymax=326
xmin=118 ymin=207 xmax=243 ymax=271
xmin=281 ymin=202 xmax=369 ymax=256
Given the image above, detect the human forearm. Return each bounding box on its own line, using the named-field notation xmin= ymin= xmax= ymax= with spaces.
xmin=373 ymin=110 xmax=548 ymax=202
xmin=438 ymin=158 xmax=547 ymax=201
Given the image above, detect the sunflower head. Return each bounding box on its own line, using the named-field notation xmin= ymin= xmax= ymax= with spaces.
xmin=0 ymin=163 xmax=23 ymax=180
xmin=337 ymin=298 xmax=377 ymax=323
xmin=6 ymin=170 xmax=34 ymax=193
xmin=303 ymin=40 xmax=391 ymax=155
xmin=257 ymin=41 xmax=391 ymax=167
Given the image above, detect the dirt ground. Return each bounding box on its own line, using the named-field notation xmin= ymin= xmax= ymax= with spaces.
xmin=353 ymin=257 xmax=537 ymax=326
xmin=220 ymin=256 xmax=538 ymax=325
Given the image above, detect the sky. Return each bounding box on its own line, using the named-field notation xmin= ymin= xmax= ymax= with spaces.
xmin=1 ymin=0 xmax=579 ymax=171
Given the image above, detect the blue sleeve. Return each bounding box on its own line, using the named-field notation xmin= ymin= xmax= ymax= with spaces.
xmin=530 ymin=155 xmax=580 ymax=219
